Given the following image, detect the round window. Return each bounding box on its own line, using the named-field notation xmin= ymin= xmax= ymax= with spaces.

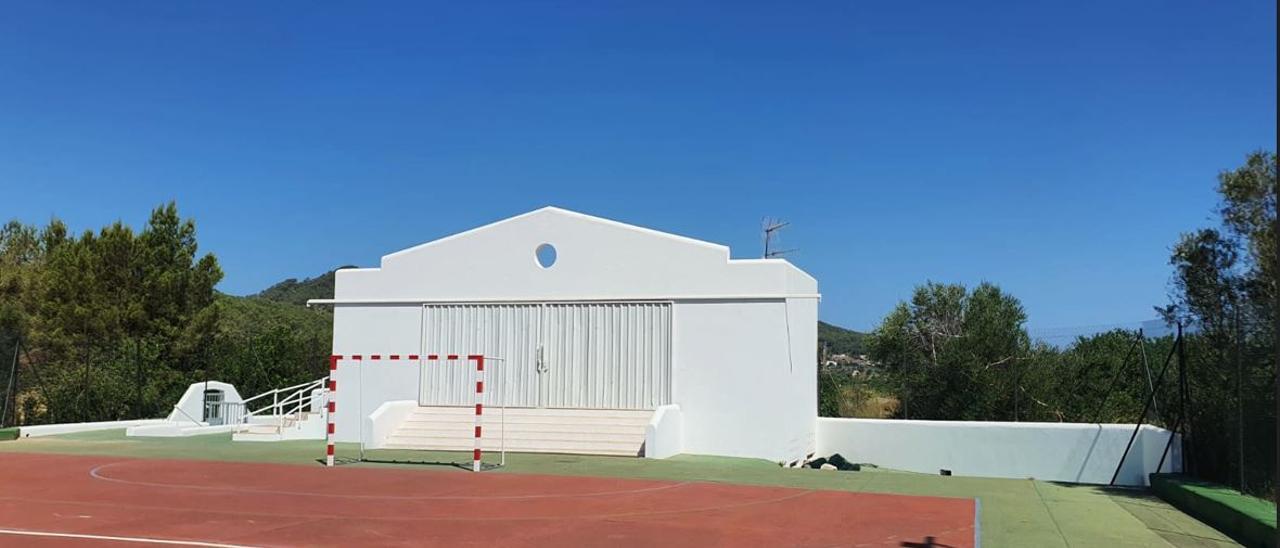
xmin=535 ymin=243 xmax=557 ymax=268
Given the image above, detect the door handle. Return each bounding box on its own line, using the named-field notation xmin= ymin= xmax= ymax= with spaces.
xmin=536 ymin=346 xmax=548 ymax=373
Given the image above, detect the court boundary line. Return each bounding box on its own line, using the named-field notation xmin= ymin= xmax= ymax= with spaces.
xmin=0 ymin=527 xmax=259 ymax=548
xmin=974 ymin=497 xmax=982 ymax=548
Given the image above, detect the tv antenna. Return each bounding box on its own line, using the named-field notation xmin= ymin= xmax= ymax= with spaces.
xmin=762 ymin=217 xmax=796 ymax=258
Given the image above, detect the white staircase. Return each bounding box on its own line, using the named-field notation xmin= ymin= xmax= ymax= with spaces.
xmin=383 ymin=407 xmax=652 ymax=456
xmin=232 ymin=410 xmax=326 ymax=442
xmin=228 ymin=378 xmax=328 ymax=442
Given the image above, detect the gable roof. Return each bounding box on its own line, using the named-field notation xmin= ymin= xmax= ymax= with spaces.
xmin=317 ymin=206 xmax=818 ymax=304
xmin=384 ymin=206 xmax=726 ymax=262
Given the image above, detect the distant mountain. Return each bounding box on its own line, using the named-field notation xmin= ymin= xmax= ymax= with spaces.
xmin=252 ymin=267 xmax=353 ymax=306
xmin=818 ymin=321 xmax=868 ymax=356
xmin=215 ymin=267 xmax=349 ymax=340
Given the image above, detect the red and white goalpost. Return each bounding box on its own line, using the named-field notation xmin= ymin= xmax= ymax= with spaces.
xmin=324 ymin=353 xmax=500 ymax=472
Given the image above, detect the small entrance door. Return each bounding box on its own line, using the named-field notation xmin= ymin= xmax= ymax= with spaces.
xmin=203 ymin=389 xmax=224 ymax=425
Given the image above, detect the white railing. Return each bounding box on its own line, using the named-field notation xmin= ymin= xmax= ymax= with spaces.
xmin=217 ymin=402 xmax=247 ymax=426
xmin=224 ymin=378 xmax=326 ymax=431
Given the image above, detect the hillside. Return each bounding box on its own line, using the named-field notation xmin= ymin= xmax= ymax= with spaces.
xmin=218 ymin=267 xmax=343 ymax=340
xmin=818 ymin=321 xmax=867 ymax=356
xmin=252 ymin=267 xmax=351 ymax=306
xmin=212 ymin=269 xmax=342 ymax=396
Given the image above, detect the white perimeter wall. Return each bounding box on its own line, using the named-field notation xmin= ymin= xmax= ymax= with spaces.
xmin=19 ymin=419 xmax=168 ymax=437
xmin=674 ymin=298 xmax=816 ymax=463
xmin=817 ymin=418 xmax=1181 ymax=486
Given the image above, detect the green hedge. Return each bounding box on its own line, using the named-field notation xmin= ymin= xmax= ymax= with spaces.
xmin=0 ymin=427 xmax=17 ymax=441
xmin=1150 ymin=473 xmax=1276 ymax=548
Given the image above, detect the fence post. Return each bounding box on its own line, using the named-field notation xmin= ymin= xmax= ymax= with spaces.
xmin=20 ymin=342 xmax=54 ymax=424
xmin=134 ymin=339 xmax=142 ymax=420
xmin=1013 ymin=357 xmax=1019 ymax=422
xmin=1 ymin=334 xmax=18 ymax=428
xmin=1177 ymin=323 xmax=1190 ymax=476
xmin=1093 ymin=331 xmax=1143 ymax=423
xmin=81 ymin=338 xmax=90 ymax=422
xmin=1110 ymin=329 xmax=1180 ymax=486
xmin=1156 ymin=325 xmax=1189 ymax=475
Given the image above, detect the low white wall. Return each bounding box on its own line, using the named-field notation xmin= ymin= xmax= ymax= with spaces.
xmin=19 ymin=419 xmax=168 ymax=438
xmin=816 ymin=418 xmax=1181 ymax=487
xmin=365 ymin=400 xmax=418 ymax=449
xmin=644 ymin=404 xmax=683 ymax=459
xmin=126 ymin=423 xmax=236 ymax=437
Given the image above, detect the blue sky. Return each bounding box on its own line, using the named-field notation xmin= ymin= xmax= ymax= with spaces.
xmin=1 ymin=2 xmax=1275 ymax=332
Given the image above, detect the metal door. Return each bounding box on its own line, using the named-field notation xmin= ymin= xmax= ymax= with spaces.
xmin=420 ymin=302 xmax=672 ymax=410
xmin=539 ymin=303 xmax=672 ymax=409
xmin=419 ymin=304 xmax=540 ymax=407
xmin=203 ymin=389 xmax=224 ymax=425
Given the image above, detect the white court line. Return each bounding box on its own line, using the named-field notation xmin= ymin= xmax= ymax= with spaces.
xmin=0 ymin=528 xmax=260 ymax=548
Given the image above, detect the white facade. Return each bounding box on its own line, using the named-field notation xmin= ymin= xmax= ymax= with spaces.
xmin=322 ymin=207 xmax=819 ymax=463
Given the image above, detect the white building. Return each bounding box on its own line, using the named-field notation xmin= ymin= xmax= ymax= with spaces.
xmin=319 ymin=207 xmax=819 ymax=463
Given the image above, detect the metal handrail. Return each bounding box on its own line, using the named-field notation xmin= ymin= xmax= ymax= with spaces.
xmin=271 ymin=388 xmax=310 ymax=428
xmin=243 ymin=379 xmax=323 ymax=414
xmin=224 ymin=378 xmax=324 ymax=433
xmin=241 ymin=378 xmax=324 ymax=422
xmin=171 ymin=405 xmax=204 ymax=427
xmin=219 ymin=401 xmax=246 ymax=426
xmin=240 ymin=379 xmax=323 ymax=406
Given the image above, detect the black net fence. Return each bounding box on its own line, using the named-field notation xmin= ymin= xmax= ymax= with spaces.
xmin=819 ymin=325 xmax=1277 ymax=499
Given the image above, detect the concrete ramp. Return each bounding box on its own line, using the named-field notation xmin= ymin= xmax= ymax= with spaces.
xmin=383 ymin=406 xmax=651 ymax=456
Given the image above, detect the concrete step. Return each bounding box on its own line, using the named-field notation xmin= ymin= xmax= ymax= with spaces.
xmin=233 ymin=430 xmax=284 ymax=442
xmin=395 ymin=422 xmax=645 ymax=436
xmin=382 ymin=438 xmax=643 ymax=456
xmin=402 ymin=416 xmax=649 ymax=427
xmin=244 ymin=424 xmax=282 ymax=435
xmin=383 ymin=406 xmax=651 ymax=457
xmin=406 ymin=406 xmax=653 ymax=418
xmin=388 ymin=429 xmax=644 ymax=443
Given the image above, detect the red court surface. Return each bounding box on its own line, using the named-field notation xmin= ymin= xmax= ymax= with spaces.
xmin=0 ymin=454 xmax=976 ymax=547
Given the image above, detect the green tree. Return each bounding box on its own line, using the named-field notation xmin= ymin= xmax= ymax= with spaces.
xmin=1160 ymin=150 xmax=1276 ymax=497
xmin=0 ymin=220 xmax=45 ymax=334
xmin=1163 ymin=151 xmax=1274 ymax=339
xmin=6 ymin=203 xmax=224 ymax=422
xmin=866 ymin=281 xmax=1029 ymax=420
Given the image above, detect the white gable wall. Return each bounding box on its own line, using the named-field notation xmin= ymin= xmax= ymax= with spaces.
xmin=335 ymin=208 xmax=815 ymax=301
xmin=324 ymin=208 xmax=818 ymax=464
